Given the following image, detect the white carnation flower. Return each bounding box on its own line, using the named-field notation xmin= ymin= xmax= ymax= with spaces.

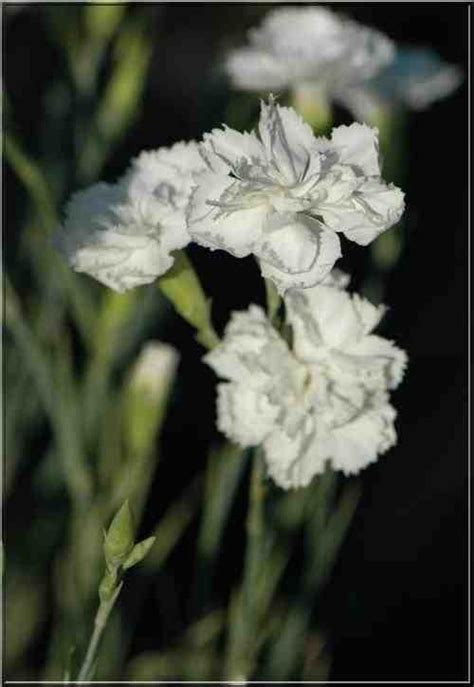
xmin=225 ymin=7 xmax=461 ymax=120
xmin=205 ymin=272 xmax=407 ymax=489
xmin=189 ymin=97 xmax=404 ymax=293
xmin=225 ymin=6 xmax=393 ymax=100
xmin=56 ymin=141 xmax=206 ymax=292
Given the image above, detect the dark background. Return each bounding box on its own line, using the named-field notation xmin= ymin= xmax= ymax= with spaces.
xmin=4 ymin=3 xmax=469 ymax=681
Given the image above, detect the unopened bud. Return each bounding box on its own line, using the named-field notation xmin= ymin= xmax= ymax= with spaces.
xmin=104 ymin=500 xmax=134 ymax=568
xmin=124 ymin=342 xmax=179 ymax=458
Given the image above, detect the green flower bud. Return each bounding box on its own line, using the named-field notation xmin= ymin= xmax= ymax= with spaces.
xmin=104 ymin=500 xmax=134 ymax=568
xmin=123 ymin=536 xmax=156 ymax=570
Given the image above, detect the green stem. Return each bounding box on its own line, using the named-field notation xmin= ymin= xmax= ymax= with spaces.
xmin=192 ymin=444 xmax=247 ymax=617
xmin=267 ymin=475 xmax=360 ymax=679
xmin=291 ymin=85 xmax=333 ymax=135
xmin=244 ymin=455 xmax=265 ymax=615
xmin=228 ymin=453 xmax=265 ymax=679
xmin=77 ymin=584 xmax=122 ymax=682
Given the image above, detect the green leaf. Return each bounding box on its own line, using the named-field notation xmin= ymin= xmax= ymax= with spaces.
xmin=97 ymin=18 xmax=151 ymax=141
xmin=143 ymin=476 xmax=201 ymax=570
xmin=84 ymin=4 xmax=126 ymax=44
xmin=77 ymin=15 xmax=152 ymax=181
xmin=4 ymin=133 xmax=57 ymax=232
xmin=122 ymin=537 xmax=156 ymax=570
xmin=5 ymin=131 xmax=97 ymax=347
xmin=5 ymin=280 xmax=93 ymax=504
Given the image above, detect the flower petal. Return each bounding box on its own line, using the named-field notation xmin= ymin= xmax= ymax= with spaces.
xmin=225 ymin=47 xmax=288 ymax=91
xmin=327 ymin=402 xmax=397 ymax=475
xmin=201 ymin=126 xmax=264 ymax=172
xmin=258 ymin=96 xmax=316 ymax=183
xmin=216 ymin=383 xmax=280 ymax=447
xmin=388 ymin=47 xmax=463 ymax=111
xmin=344 ymin=333 xmax=408 ymax=389
xmin=258 ymin=214 xmax=318 ymax=274
xmin=286 ymin=283 xmax=363 ymax=356
xmin=316 ymin=176 xmax=404 ymax=245
xmin=263 ymin=415 xmax=326 ymax=489
xmin=126 ymin=140 xmax=206 ymax=207
xmin=330 ymin=122 xmax=380 ymax=176
xmin=259 ymin=218 xmax=341 ymax=294
xmin=188 ymin=172 xmax=266 ymax=257
xmin=204 ymin=304 xmax=307 ymax=397
xmin=343 ymin=179 xmax=405 ymax=245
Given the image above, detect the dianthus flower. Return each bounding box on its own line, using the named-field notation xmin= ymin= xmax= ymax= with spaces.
xmin=225 ymin=7 xmax=461 ymax=121
xmin=189 ymin=97 xmax=404 ymax=292
xmin=205 ymin=272 xmax=407 ymax=489
xmin=56 ymin=141 xmax=206 ymax=292
xmin=225 ymin=6 xmax=394 ymax=104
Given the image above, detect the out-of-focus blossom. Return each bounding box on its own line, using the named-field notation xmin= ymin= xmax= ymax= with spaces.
xmin=189 ymin=97 xmax=404 ymax=293
xmin=129 ymin=341 xmax=180 ymax=402
xmin=225 ymin=6 xmax=394 ymax=103
xmin=124 ymin=341 xmax=180 ymax=459
xmin=205 ymin=271 xmax=407 ymax=489
xmin=341 ymin=47 xmax=463 ymax=121
xmin=56 ymin=142 xmax=206 ymax=292
xmin=225 ymin=6 xmax=462 ymax=121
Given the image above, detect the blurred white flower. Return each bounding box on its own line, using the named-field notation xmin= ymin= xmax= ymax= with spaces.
xmin=56 ymin=141 xmax=206 ymax=292
xmin=205 ymin=272 xmax=407 ymax=489
xmin=124 ymin=341 xmax=180 ymax=460
xmin=189 ymin=97 xmax=404 ymax=292
xmin=341 ymin=47 xmax=463 ymax=121
xmin=225 ymin=7 xmax=461 ymax=120
xmin=225 ymin=6 xmax=394 ymax=104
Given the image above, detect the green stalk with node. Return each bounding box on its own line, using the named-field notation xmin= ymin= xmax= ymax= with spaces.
xmin=76 ymin=501 xmax=155 ymax=682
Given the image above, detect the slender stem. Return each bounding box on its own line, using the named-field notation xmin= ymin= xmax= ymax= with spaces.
xmin=243 ymin=455 xmax=265 ymax=613
xmin=192 ymin=444 xmax=246 ymax=619
xmin=291 ymin=86 xmax=333 ymax=135
xmin=77 ymin=584 xmax=122 ymax=682
xmin=236 ymin=453 xmax=266 ymax=678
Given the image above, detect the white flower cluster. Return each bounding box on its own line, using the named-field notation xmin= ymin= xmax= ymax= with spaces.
xmin=225 ymin=6 xmax=462 ymax=119
xmin=56 ymin=98 xmax=403 ymax=295
xmin=55 ymin=8 xmax=416 ymax=488
xmin=205 ymin=272 xmax=407 ymax=489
